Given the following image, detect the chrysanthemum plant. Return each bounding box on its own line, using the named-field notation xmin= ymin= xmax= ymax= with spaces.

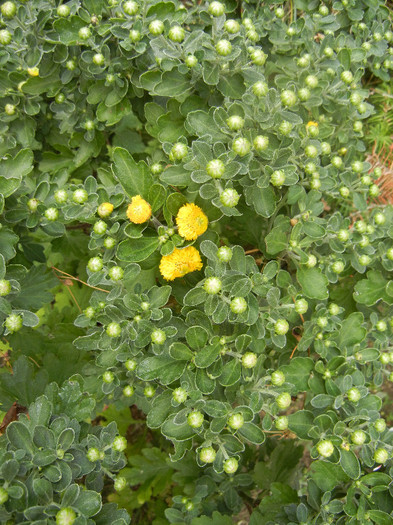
xmin=1 ymin=0 xmax=393 ymax=523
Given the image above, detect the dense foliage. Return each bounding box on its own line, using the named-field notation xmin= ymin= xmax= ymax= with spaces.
xmin=1 ymin=0 xmax=393 ymax=523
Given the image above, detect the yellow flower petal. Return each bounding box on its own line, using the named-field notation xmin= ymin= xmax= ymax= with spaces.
xmin=126 ymin=195 xmax=152 ymax=224
xmin=176 ymin=203 xmax=208 ymax=240
xmin=159 ymin=246 xmax=203 ymax=281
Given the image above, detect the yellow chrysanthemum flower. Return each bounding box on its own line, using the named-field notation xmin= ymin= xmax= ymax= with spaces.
xmin=27 ymin=67 xmax=39 ymax=77
xmin=159 ymin=246 xmax=203 ymax=281
xmin=176 ymin=203 xmax=208 ymax=240
xmin=126 ymin=195 xmax=152 ymax=224
xmin=306 ymin=121 xmax=318 ymax=128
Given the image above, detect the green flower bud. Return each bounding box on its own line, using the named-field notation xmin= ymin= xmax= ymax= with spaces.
xmin=108 ymin=266 xmax=124 ymax=281
xmin=275 ymin=6 xmax=284 ymax=18
xmin=170 ymin=142 xmax=188 ymax=161
xmin=123 ymin=385 xmax=134 ymax=397
xmin=103 ymin=370 xmax=114 ymax=383
xmin=104 ymin=237 xmax=116 ymax=249
xmin=228 ymin=413 xmax=244 ymax=429
xmin=87 ymin=257 xmax=103 ymax=273
xmin=106 ymin=322 xmax=121 ymax=337
xmin=297 ymin=54 xmax=310 ymax=67
xmin=227 ymin=115 xmax=244 ymax=131
xmin=84 ymin=306 xmax=95 ymax=319
xmin=310 ymin=178 xmax=321 ymax=190
xmin=144 ymin=385 xmax=156 ymax=398
xmin=242 ymin=352 xmax=257 ymax=368
xmin=279 ymin=120 xmax=293 ymax=135
xmin=185 ymin=55 xmax=198 ymax=67
xmin=208 ymin=1 xmax=225 ymax=16
xmin=275 ymin=415 xmax=288 ymax=430
xmin=358 ymin=254 xmax=371 ymax=266
xmin=149 ymin=20 xmax=164 ymax=35
xmin=150 ymin=162 xmax=163 ymax=175
xmin=112 ymin=436 xmax=127 ymax=452
xmin=87 ymin=447 xmax=101 ymax=461
xmin=216 ymin=39 xmax=232 ymax=56
xmin=232 ymin=137 xmax=251 ymax=157
xmin=56 ymin=507 xmax=77 ymax=525
xmin=374 ymin=419 xmax=386 ymax=433
xmin=0 ymin=30 xmax=12 ymax=45
xmin=305 ymin=75 xmax=318 ymax=88
xmin=270 ymin=169 xmax=285 ymax=187
xmin=306 ymin=254 xmax=317 ymax=268
xmin=332 ymin=260 xmax=345 ymax=274
xmin=129 ymin=29 xmax=141 ymax=42
xmin=286 ymin=26 xmax=296 ymax=36
xmin=271 ymin=370 xmax=285 ymax=386
xmin=281 ymin=90 xmax=297 ymax=107
xmin=369 ymin=184 xmax=380 ymax=197
xmin=275 ymin=319 xmax=289 ymax=335
xmin=298 ymin=87 xmax=310 ymax=101
xmin=168 ymin=25 xmax=185 ymax=42
xmin=217 ymin=246 xmax=232 ymax=262
xmin=346 ymin=387 xmax=361 ymax=403
xmin=295 ymin=298 xmax=308 ymax=314
xmin=78 ymin=27 xmax=91 ymax=40
xmin=341 ymin=70 xmax=353 ymax=84
xmin=374 ymin=447 xmax=389 ymax=464
xmin=172 ymin=387 xmax=188 ymax=403
xmin=250 ymin=48 xmax=267 ymax=65
xmin=252 ymin=81 xmax=268 ymax=97
xmin=1 ymin=1 xmax=17 ymax=18
xmin=0 ymin=279 xmax=11 ymax=296
xmin=337 ymin=229 xmax=349 ymax=242
xmin=223 ymin=457 xmax=238 ymax=474
xmin=317 ymin=439 xmax=334 ymax=458
xmin=224 ymin=19 xmax=240 ymax=33
xmin=305 ymin=145 xmax=318 ymax=158
xmin=220 ymin=188 xmax=240 ymax=207
xmin=199 ymin=446 xmax=216 ymax=463
xmin=73 ymin=188 xmax=88 ymax=204
xmin=351 ymin=430 xmax=366 ymax=445
xmin=230 ymin=297 xmax=247 ymax=314
xmin=0 ymin=487 xmax=9 ymax=505
xmin=114 ymin=476 xmax=127 ymax=491
xmin=276 ymin=392 xmax=291 ymax=410
xmin=253 ymin=135 xmax=269 ymax=151
xmin=187 ymin=410 xmax=204 ymax=428
xmin=386 ymin=248 xmax=393 ymax=261
xmin=323 ymin=46 xmax=333 ymax=57
xmin=204 ymin=277 xmax=222 ymax=295
xmin=151 ymin=329 xmax=166 ymax=344
xmin=5 ymin=313 xmax=22 ymax=333
xmin=206 ymin=159 xmax=225 ymax=178
xmin=376 ymin=320 xmax=387 ymax=332
xmin=329 ymin=303 xmax=340 ymax=315
xmin=374 ymin=212 xmax=386 ymax=225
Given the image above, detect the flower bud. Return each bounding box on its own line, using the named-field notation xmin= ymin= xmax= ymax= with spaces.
xmin=0 ymin=30 xmax=12 ymax=45
xmin=223 ymin=457 xmax=238 ymax=474
xmin=305 ymin=75 xmax=318 ymax=88
xmin=346 ymin=387 xmax=361 ymax=403
xmin=78 ymin=27 xmax=91 ymax=40
xmin=271 ymin=370 xmax=285 ymax=386
xmin=230 ymin=297 xmax=247 ymax=314
xmin=374 ymin=448 xmax=389 ymax=464
xmin=187 ymin=411 xmax=204 ymax=428
xmin=250 ymin=49 xmax=267 ymax=65
xmin=281 ymin=90 xmax=297 ymax=107
xmin=351 ymin=430 xmax=366 ymax=445
xmin=228 ymin=413 xmax=244 ymax=429
xmin=56 ymin=507 xmax=76 ymax=525
xmin=276 ymin=392 xmax=291 ymax=409
xmin=270 ymin=170 xmax=285 ymax=187
xmin=216 ymin=39 xmax=232 ymax=56
xmin=0 ymin=488 xmax=9 ymax=505
xmin=168 ymin=25 xmax=185 ymax=42
xmin=151 ymin=329 xmax=166 ymax=345
xmin=5 ymin=313 xmax=23 ymax=333
xmin=341 ymin=70 xmax=353 ymax=84
xmin=112 ymin=436 xmax=127 ymax=452
xmin=206 ymin=159 xmax=225 ymax=178
xmin=374 ymin=419 xmax=386 ymax=433
xmin=220 ymin=188 xmax=240 ymax=207
xmin=123 ymin=385 xmax=134 ymax=397
xmin=199 ymin=446 xmax=216 ymax=463
xmin=0 ymin=279 xmax=11 ymax=297
xmin=1 ymin=1 xmax=17 ymax=18
xmin=87 ymin=447 xmax=101 ymax=461
xmin=208 ymin=1 xmax=225 ymax=16
xmin=114 ymin=476 xmax=127 ymax=491
xmin=185 ymin=55 xmax=198 ymax=67
xmin=295 ymin=299 xmax=308 ymax=314
xmin=253 ymin=135 xmax=269 ymax=152
xmin=275 ymin=416 xmax=288 ymax=430
xmin=129 ymin=29 xmax=141 ymax=42
xmin=232 ymin=137 xmax=251 ymax=157
xmin=204 ymin=277 xmax=222 ymax=295
xmin=242 ymin=352 xmax=257 ymax=368
xmin=103 ymin=370 xmax=114 ymax=383
xmin=317 ymin=439 xmax=334 ymax=458
xmin=275 ymin=319 xmax=289 ymax=335
xmin=172 ymin=387 xmax=188 ymax=403
xmin=329 ymin=303 xmax=340 ymax=315
xmin=108 ymin=266 xmax=124 ymax=281
xmin=217 ymin=246 xmax=232 ymax=262
xmin=170 ymin=142 xmax=188 ymax=161
xmin=306 ymin=254 xmax=317 ymax=268
xmin=278 ymin=120 xmax=292 ymax=135
xmin=224 ymin=19 xmax=240 ymax=33
xmin=149 ymin=20 xmax=164 ymax=35
xmin=106 ymin=322 xmax=121 ymax=338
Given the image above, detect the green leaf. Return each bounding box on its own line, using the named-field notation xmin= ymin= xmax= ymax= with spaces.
xmin=112 ymin=147 xmax=153 ymax=199
xmin=246 ymin=185 xmax=277 ymax=218
xmin=238 ymin=423 xmax=265 ymax=445
xmin=57 ymin=428 xmax=75 ymax=451
xmin=0 ymin=148 xmax=33 ymax=180
xmin=137 ymin=356 xmax=186 ymax=385
xmin=74 ymin=490 xmax=102 ymax=517
xmin=54 ymin=16 xmax=86 ymax=44
xmin=217 ymin=74 xmax=245 ymax=98
xmin=186 ymin=110 xmax=227 ymax=141
xmin=310 ymin=460 xmax=349 ymax=491
xmin=161 ymin=416 xmax=195 ymax=441
xmin=367 ymin=511 xmax=393 ymax=525
xmin=148 ymin=183 xmax=167 ymax=212
xmin=6 ymin=422 xmax=34 ymax=454
xmin=154 ymin=70 xmax=192 ymax=97
xmin=339 ymin=449 xmax=360 ymax=480
xmin=281 ymin=358 xmax=314 ymax=392
xmin=191 ymin=511 xmax=233 ymax=525
xmin=185 ymin=326 xmax=208 ymax=350
xmin=194 ymin=343 xmax=220 ymax=368
xmin=161 ymin=165 xmax=192 ymax=186
xmin=148 ymin=285 xmax=172 ymax=308
xmin=29 ymin=395 xmax=52 ymax=427
xmin=338 ymin=312 xmax=367 ymax=347
xmin=117 ymin=236 xmax=159 ymax=262
xmin=354 ymin=271 xmax=391 ymax=305
xmin=169 ymin=342 xmax=193 ymax=360
xmin=297 ymin=267 xmax=329 ymax=300
xmin=204 ymin=400 xmax=227 ymax=418
xmin=287 ymin=410 xmax=314 ymax=439
xmin=219 ymin=359 xmax=241 ymax=386
xmin=147 ymin=391 xmax=174 ymax=429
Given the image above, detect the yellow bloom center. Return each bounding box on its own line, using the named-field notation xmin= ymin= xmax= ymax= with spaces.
xmin=126 ymin=195 xmax=152 ymax=224
xmin=306 ymin=121 xmax=318 ymax=128
xmin=27 ymin=67 xmax=39 ymax=77
xmin=176 ymin=203 xmax=208 ymax=240
xmin=159 ymin=246 xmax=203 ymax=281
xmin=98 ymin=202 xmax=114 ymax=217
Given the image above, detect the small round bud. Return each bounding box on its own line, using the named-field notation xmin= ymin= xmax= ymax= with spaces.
xmin=306 ymin=254 xmax=317 ymax=268
xmin=270 ymin=169 xmax=285 ymax=187
xmin=310 ymin=178 xmax=321 ymax=190
xmin=305 ymin=75 xmax=318 ymax=88
xmin=374 ymin=448 xmax=389 ymax=464
xmin=84 ymin=306 xmax=95 ymax=319
xmin=224 ymin=19 xmax=240 ymax=33
xmin=112 ymin=436 xmax=127 ymax=452
xmin=144 ymin=385 xmax=155 ymax=398
xmin=0 ymin=279 xmax=11 ymax=297
xmin=341 ymin=70 xmax=353 ymax=84
xmin=337 ymin=229 xmax=349 ymax=242
xmin=332 ymin=260 xmax=345 ymax=274
xmin=386 ymin=248 xmax=393 ymax=261
xmin=376 ymin=320 xmax=387 ymax=332
xmin=199 ymin=446 xmax=216 ymax=463
xmin=151 ymin=329 xmax=166 ymax=345
xmin=220 ymin=188 xmax=240 ymax=207
xmin=73 ymin=189 xmax=88 ymax=204
xmin=150 ymin=162 xmax=163 ymax=175
xmin=232 ymin=137 xmax=251 ymax=157
xmin=123 ymin=1 xmax=138 ymax=15
xmin=297 ymin=54 xmax=310 ymax=67
xmin=27 ymin=198 xmax=39 ymax=211
xmin=140 ymin=301 xmax=150 ymax=311
xmin=242 ymin=352 xmax=257 ymax=368
xmin=87 ymin=257 xmax=103 ymax=273
xmin=230 ymin=297 xmax=247 ymax=314
xmin=93 ymin=53 xmax=105 ymax=66
xmin=317 ymin=440 xmax=334 ymax=458
xmin=275 ymin=6 xmax=284 ymax=18
xmin=114 ymin=476 xmax=127 ymax=491
xmin=123 ymin=385 xmax=134 ymax=397
xmin=347 ymin=387 xmax=361 ymax=403
xmin=339 ymin=186 xmax=349 ymax=198
xmin=172 ymin=387 xmax=188 ymax=403
xmin=228 ymin=413 xmax=244 ymax=430
xmin=275 ymin=416 xmax=288 ymax=430
xmin=108 ymin=266 xmax=124 ymax=281
xmin=295 ymin=298 xmax=308 ymax=314
xmin=78 ymin=27 xmax=91 ymax=40
xmin=253 ymin=135 xmax=269 ymax=151
xmin=250 ymin=49 xmax=267 ymax=65
xmin=0 ymin=30 xmax=12 ymax=45
xmin=208 ymin=1 xmax=225 ymax=16
xmin=129 ymin=29 xmax=141 ymax=42
xmin=149 ymin=20 xmax=164 ymax=35
xmin=187 ymin=411 xmax=204 ymax=428
xmin=252 ymin=81 xmax=268 ymax=97
xmin=4 ymin=103 xmax=16 ymax=115
xmin=374 ymin=212 xmax=386 ymax=225
xmin=125 ymin=359 xmax=137 ymax=371
xmin=93 ymin=220 xmax=107 ymax=235
xmin=320 ymin=142 xmax=331 ymax=156
xmin=358 ymin=254 xmax=371 ymax=266
xmin=56 ymin=507 xmax=76 ymax=525
xmin=168 ymin=26 xmax=185 ymax=43
xmin=329 ymin=303 xmax=340 ymax=316
xmin=104 ymin=237 xmax=116 ymax=249
xmin=298 ymin=87 xmax=310 ymax=101
xmin=170 ymin=142 xmax=188 ymax=161
xmin=276 ymin=392 xmax=291 ymax=410
xmin=331 ymin=156 xmax=343 ymax=169
xmin=369 ymin=184 xmax=380 ymax=197
xmin=374 ymin=419 xmax=386 ymax=433
xmin=223 ymin=457 xmax=238 ymax=474
xmin=275 ymin=319 xmax=289 ymax=335
xmin=206 ymin=159 xmax=225 ymax=178
xmin=279 ymin=121 xmax=293 ymax=135
xmin=286 ymin=26 xmax=296 ymax=36
xmin=185 ymin=55 xmax=198 ymax=67
xmin=217 ymin=246 xmax=232 ymax=262
xmin=317 ymin=316 xmax=328 ymax=328
xmin=103 ymin=371 xmax=114 ymax=383
xmin=305 ymin=145 xmax=318 ymax=158
xmin=106 ymin=322 xmax=121 ymax=338
xmin=204 ymin=277 xmax=222 ymax=295
xmin=351 ymin=430 xmax=366 ymax=445
xmin=323 ymin=46 xmax=333 ymax=57
xmin=281 ymin=90 xmax=297 ymax=107
xmin=87 ymin=447 xmax=101 ymax=462
xmin=1 ymin=1 xmax=16 ymax=18
xmin=5 ymin=314 xmax=23 ymax=333
xmin=271 ymin=370 xmax=285 ymax=386
xmin=227 ymin=115 xmax=244 ymax=131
